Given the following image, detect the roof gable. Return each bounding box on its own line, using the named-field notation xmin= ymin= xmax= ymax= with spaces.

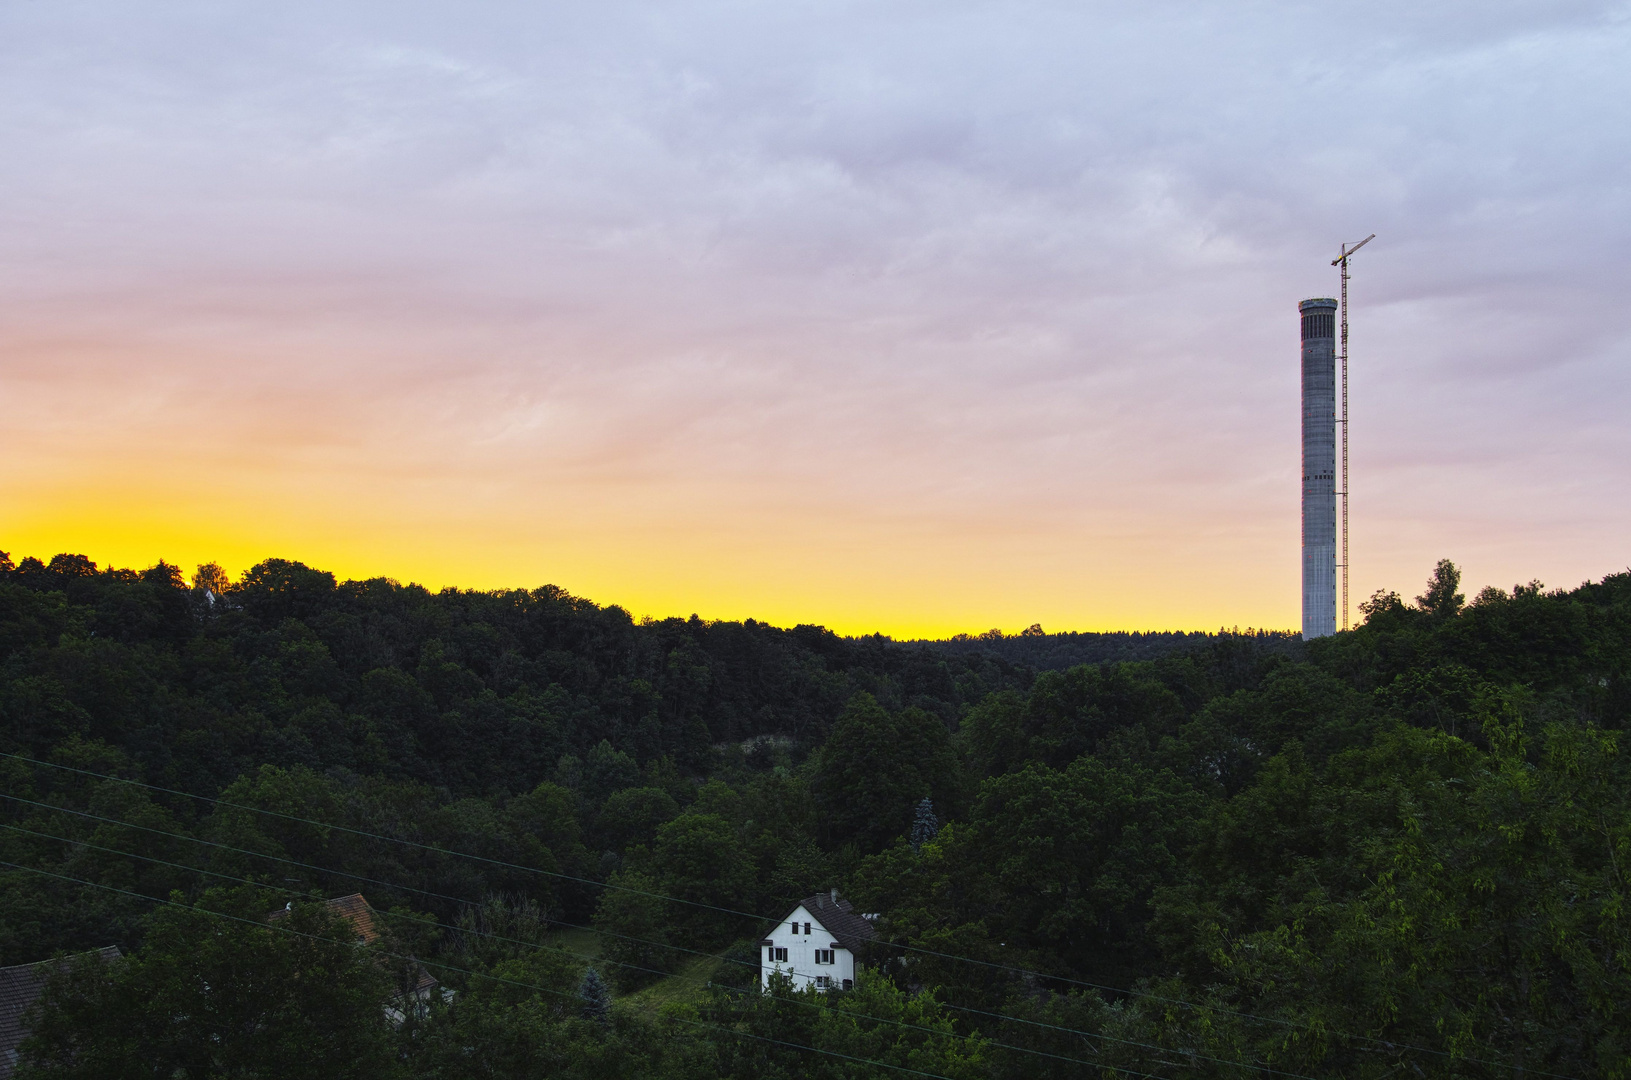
xmin=776 ymin=894 xmax=876 ymax=953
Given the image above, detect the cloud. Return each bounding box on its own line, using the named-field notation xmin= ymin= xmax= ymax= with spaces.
xmin=1 ymin=0 xmax=1627 ymax=629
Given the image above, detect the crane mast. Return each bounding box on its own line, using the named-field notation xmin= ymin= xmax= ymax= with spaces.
xmin=1331 ymin=233 xmax=1374 ymax=632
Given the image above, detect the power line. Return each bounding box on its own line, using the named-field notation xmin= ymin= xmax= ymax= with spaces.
xmin=0 ymin=858 xmax=973 ymax=1080
xmin=0 ymin=751 xmax=1551 ymax=1076
xmin=6 ymin=850 xmax=1250 ymax=1080
xmin=0 ymin=815 xmax=1311 ymax=1080
xmin=0 ymin=751 xmax=1571 ymax=1079
xmin=0 ymin=790 xmax=1563 ymax=1080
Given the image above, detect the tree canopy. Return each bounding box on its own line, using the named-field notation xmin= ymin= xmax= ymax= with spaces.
xmin=1 ymin=550 xmax=1627 ymax=1078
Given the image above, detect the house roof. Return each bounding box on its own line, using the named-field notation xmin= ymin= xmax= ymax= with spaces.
xmin=0 ymin=947 xmax=120 ymax=1080
xmin=797 ymin=893 xmax=877 ymax=953
xmin=269 ymin=894 xmax=437 ymax=996
xmin=270 ymin=892 xmax=379 ymax=943
xmin=325 ymin=894 xmax=380 ymax=944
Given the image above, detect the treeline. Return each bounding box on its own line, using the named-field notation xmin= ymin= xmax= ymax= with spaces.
xmin=0 ymin=550 xmax=1628 ymax=1078
xmin=905 ymin=626 xmax=1301 ymax=671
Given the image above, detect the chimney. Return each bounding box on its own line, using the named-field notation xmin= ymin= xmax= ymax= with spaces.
xmin=830 ymin=888 xmax=839 ymax=906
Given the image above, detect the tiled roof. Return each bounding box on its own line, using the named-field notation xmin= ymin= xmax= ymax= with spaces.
xmin=269 ymin=895 xmax=437 ymax=997
xmin=799 ymin=893 xmax=877 ymax=953
xmin=0 ymin=947 xmax=120 ymax=1080
xmin=270 ymin=892 xmax=379 ymax=943
xmin=325 ymin=894 xmax=379 ymax=944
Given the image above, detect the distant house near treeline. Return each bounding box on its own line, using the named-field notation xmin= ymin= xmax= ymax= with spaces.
xmin=270 ymin=893 xmax=443 ymax=1023
xmin=760 ymin=891 xmax=875 ymax=992
xmin=0 ymin=947 xmax=120 ymax=1079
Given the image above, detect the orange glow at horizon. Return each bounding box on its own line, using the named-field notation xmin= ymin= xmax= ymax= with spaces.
xmin=4 ymin=317 xmax=1624 ymax=640
xmin=4 ymin=3 xmax=1628 ymax=636
xmin=0 ymin=478 xmax=1304 ymax=639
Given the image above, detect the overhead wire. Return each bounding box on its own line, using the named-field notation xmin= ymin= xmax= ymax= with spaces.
xmin=0 ymin=816 xmax=1308 ymax=1080
xmin=0 ymin=750 xmax=1556 ymax=1078
xmin=0 ymin=858 xmax=975 ymax=1080
xmin=3 ymin=753 xmax=1578 ymax=1080
xmin=0 ymin=789 xmax=1552 ymax=1080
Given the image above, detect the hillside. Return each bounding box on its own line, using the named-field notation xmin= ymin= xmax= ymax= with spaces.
xmin=1 ymin=550 xmax=1628 ymax=1078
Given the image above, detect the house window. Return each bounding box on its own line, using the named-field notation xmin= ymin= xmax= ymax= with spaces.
xmin=842 ymin=979 xmax=853 ymax=990
xmin=769 ymin=947 xmax=788 ymax=963
xmin=815 ymin=975 xmax=830 ymax=988
xmin=814 ymin=949 xmax=834 ymax=965
xmin=803 ymin=922 xmax=811 ymax=935
xmin=790 ymin=921 xmax=799 ymax=935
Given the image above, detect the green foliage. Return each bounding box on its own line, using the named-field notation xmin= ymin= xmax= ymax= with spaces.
xmin=16 ymin=889 xmax=398 ymax=1080
xmin=592 ymin=870 xmax=681 ymax=991
xmin=704 ymin=971 xmax=985 ymax=1080
xmin=1415 ymin=556 xmax=1465 ymax=618
xmin=647 ymin=813 xmax=755 ymax=945
xmin=813 ymin=694 xmax=962 ymax=853
xmin=6 ymin=551 xmax=1631 ymax=1078
xmin=593 ymin=785 xmax=680 ymax=854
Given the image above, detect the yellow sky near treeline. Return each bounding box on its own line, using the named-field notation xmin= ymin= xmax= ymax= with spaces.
xmin=3 ymin=326 xmax=1619 ymax=639
xmin=3 ymin=478 xmax=1303 ymax=639
xmin=6 ymin=5 xmax=1629 ymax=636
xmin=4 ymin=351 xmax=1619 ymax=641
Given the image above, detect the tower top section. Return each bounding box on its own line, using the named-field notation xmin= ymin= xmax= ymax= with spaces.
xmin=1299 ymin=297 xmax=1338 ymax=312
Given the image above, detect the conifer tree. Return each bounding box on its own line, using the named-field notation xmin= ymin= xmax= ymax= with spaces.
xmin=579 ymin=966 xmax=611 ymax=1025
xmin=910 ymin=796 xmax=939 ymax=851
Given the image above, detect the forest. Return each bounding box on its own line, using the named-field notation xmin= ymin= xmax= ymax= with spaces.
xmin=0 ymin=549 xmax=1626 ymax=1079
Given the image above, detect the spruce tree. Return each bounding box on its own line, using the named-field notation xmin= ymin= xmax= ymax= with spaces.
xmin=579 ymin=966 xmax=611 ymax=1025
xmin=910 ymin=796 xmax=939 ymax=851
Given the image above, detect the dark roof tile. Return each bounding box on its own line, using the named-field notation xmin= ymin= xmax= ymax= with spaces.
xmin=799 ymin=894 xmax=876 ymax=953
xmin=0 ymin=947 xmax=120 ymax=1080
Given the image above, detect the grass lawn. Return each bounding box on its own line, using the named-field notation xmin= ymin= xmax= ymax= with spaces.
xmin=626 ymin=950 xmax=723 ymax=1010
xmin=547 ymin=925 xmax=604 ymax=963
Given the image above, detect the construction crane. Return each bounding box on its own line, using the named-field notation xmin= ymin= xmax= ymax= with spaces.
xmin=1331 ymin=233 xmax=1374 ymax=631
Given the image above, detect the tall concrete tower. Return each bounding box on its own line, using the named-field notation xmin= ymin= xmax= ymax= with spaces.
xmin=1300 ymin=297 xmax=1338 ymax=639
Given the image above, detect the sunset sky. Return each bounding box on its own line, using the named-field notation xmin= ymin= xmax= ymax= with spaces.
xmin=3 ymin=1 xmax=1628 ymax=637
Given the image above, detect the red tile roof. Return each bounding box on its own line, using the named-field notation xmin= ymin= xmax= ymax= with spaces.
xmin=269 ymin=895 xmax=437 ymax=997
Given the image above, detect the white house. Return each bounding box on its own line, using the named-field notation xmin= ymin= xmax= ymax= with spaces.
xmin=760 ymin=890 xmax=876 ymax=992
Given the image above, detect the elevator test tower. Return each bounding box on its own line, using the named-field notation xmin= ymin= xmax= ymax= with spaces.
xmin=1299 ymin=297 xmax=1339 ymax=639
xmin=1302 ymin=235 xmax=1374 ymax=640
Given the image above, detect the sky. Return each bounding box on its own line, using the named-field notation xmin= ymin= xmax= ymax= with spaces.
xmin=2 ymin=0 xmax=1628 ymax=637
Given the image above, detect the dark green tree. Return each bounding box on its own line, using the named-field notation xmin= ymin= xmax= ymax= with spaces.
xmin=647 ymin=812 xmax=754 ymax=944
xmin=593 ymin=786 xmax=679 ymax=854
xmin=592 ymin=870 xmax=679 ymax=991
xmin=17 ymin=889 xmax=399 ymax=1080
xmin=1415 ymin=557 xmax=1465 ymax=618
xmin=812 ymin=694 xmax=961 ymax=853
